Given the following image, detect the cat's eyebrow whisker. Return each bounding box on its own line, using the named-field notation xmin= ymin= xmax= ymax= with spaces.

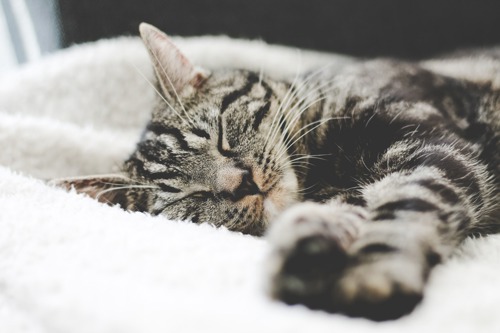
xmin=95 ymin=185 xmax=159 ymax=201
xmin=128 ymin=61 xmax=191 ymax=126
xmin=148 ymin=47 xmax=195 ymax=127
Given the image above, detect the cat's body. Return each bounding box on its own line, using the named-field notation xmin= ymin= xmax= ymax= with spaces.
xmin=62 ymin=24 xmax=499 ymax=320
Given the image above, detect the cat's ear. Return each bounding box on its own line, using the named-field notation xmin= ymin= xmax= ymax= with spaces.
xmin=49 ymin=174 xmax=131 ymax=208
xmin=139 ymin=22 xmax=208 ymax=98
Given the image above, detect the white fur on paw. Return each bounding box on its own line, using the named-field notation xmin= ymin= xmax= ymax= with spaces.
xmin=265 ymin=202 xmax=367 ymax=299
xmin=265 ymin=203 xmax=438 ymax=320
xmin=267 ymin=202 xmax=367 ymax=251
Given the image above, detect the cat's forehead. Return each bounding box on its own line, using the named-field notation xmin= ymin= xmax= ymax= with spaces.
xmin=199 ymin=69 xmax=259 ymax=97
xmin=191 ymin=70 xmax=272 ymax=112
xmin=151 ymin=68 xmax=277 ymax=131
xmin=206 ymin=69 xmax=256 ymax=87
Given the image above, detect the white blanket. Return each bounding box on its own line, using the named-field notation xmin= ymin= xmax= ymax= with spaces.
xmin=0 ymin=36 xmax=499 ymax=333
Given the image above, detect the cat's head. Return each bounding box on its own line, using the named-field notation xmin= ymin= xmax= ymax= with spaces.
xmin=61 ymin=23 xmax=300 ymax=235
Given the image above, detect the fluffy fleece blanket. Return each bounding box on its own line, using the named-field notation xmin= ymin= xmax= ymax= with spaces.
xmin=1 ymin=35 xmax=499 ymax=333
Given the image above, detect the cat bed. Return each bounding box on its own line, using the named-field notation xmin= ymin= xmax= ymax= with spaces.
xmin=0 ymin=35 xmax=499 ymax=333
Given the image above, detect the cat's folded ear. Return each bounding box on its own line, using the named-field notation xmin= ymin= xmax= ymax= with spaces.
xmin=139 ymin=22 xmax=208 ymax=98
xmin=49 ymin=174 xmax=132 ymax=208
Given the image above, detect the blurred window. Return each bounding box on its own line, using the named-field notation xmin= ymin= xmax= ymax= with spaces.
xmin=0 ymin=0 xmax=61 ymax=74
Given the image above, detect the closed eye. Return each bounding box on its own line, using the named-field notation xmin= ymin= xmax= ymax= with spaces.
xmin=190 ymin=191 xmax=213 ymax=199
xmin=191 ymin=128 xmax=211 ymax=139
xmin=155 ymin=191 xmax=212 ymax=214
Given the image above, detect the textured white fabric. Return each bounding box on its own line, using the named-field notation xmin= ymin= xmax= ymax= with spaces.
xmin=0 ymin=36 xmax=499 ymax=333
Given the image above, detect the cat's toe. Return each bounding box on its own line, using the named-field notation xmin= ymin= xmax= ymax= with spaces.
xmin=332 ymin=252 xmax=427 ymax=321
xmin=266 ymin=204 xmax=432 ymax=320
xmin=269 ymin=234 xmax=348 ymax=310
xmin=340 ymin=286 xmax=423 ymax=321
xmin=266 ymin=202 xmax=366 ymax=310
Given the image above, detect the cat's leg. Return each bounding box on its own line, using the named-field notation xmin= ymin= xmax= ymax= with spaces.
xmin=267 ymin=140 xmax=495 ymax=320
xmin=267 ymin=200 xmax=437 ymax=320
xmin=267 ymin=201 xmax=369 ymax=311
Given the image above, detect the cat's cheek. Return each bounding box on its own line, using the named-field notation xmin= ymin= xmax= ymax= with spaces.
xmin=263 ymin=192 xmax=299 ymax=224
xmin=263 ymin=170 xmax=299 ymax=224
xmin=263 ymin=198 xmax=281 ymax=223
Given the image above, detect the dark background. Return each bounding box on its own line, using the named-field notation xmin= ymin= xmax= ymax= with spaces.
xmin=57 ymin=0 xmax=500 ymax=59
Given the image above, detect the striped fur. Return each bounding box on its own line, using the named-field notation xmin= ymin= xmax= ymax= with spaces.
xmin=63 ymin=24 xmax=500 ymax=320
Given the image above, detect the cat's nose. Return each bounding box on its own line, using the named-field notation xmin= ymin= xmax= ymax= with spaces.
xmin=235 ymin=171 xmax=260 ymax=199
xmin=217 ymin=167 xmax=260 ymax=201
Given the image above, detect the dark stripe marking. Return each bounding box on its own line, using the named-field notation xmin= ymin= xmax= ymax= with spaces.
xmin=220 ymin=73 xmax=259 ymax=114
xmin=191 ymin=128 xmax=211 ymax=139
xmin=158 ymin=184 xmax=182 ymax=193
xmin=278 ymin=114 xmax=292 ymax=150
xmin=252 ymin=81 xmax=274 ymax=130
xmin=359 ymin=243 xmax=398 ymax=254
xmin=137 ymin=140 xmax=173 ymax=165
xmin=372 ymin=212 xmax=396 ymax=221
xmin=376 ymin=198 xmax=439 ymax=214
xmin=146 ymin=171 xmax=182 ymax=181
xmin=253 ymin=101 xmax=271 ymax=130
xmin=416 ymin=179 xmax=461 ymax=205
xmin=217 ymin=116 xmax=236 ymax=157
xmin=126 ymin=156 xmax=149 ymax=178
xmin=131 ymin=158 xmax=184 ymax=189
xmin=146 ymin=123 xmax=195 ymax=151
xmin=405 ymin=149 xmax=482 ymax=205
xmin=191 ymin=213 xmax=200 ymax=223
xmin=133 ymin=190 xmax=149 ymax=212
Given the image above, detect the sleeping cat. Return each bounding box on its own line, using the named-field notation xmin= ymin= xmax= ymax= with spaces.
xmin=60 ymin=23 xmax=500 ymax=320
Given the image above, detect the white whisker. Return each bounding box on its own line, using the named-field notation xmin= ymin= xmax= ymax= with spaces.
xmin=265 ymin=64 xmax=335 ymax=149
xmin=275 ymin=118 xmax=334 ymax=163
xmin=272 ymin=82 xmax=340 ymax=161
xmin=96 ymin=184 xmax=158 ymax=201
xmin=264 ymin=54 xmax=303 ymax=149
xmin=263 ymin=52 xmax=330 ymax=151
xmin=147 ymin=46 xmax=195 ymax=127
xmin=128 ymin=61 xmax=191 ymax=126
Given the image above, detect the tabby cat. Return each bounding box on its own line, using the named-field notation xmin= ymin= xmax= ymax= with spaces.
xmin=60 ymin=23 xmax=500 ymax=320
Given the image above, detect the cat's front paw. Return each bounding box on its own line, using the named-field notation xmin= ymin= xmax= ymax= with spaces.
xmin=330 ymin=250 xmax=425 ymax=321
xmin=266 ymin=203 xmax=435 ymax=321
xmin=266 ymin=202 xmax=364 ymax=310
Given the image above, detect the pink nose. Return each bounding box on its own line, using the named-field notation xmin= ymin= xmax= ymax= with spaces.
xmin=217 ymin=167 xmax=260 ymax=201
